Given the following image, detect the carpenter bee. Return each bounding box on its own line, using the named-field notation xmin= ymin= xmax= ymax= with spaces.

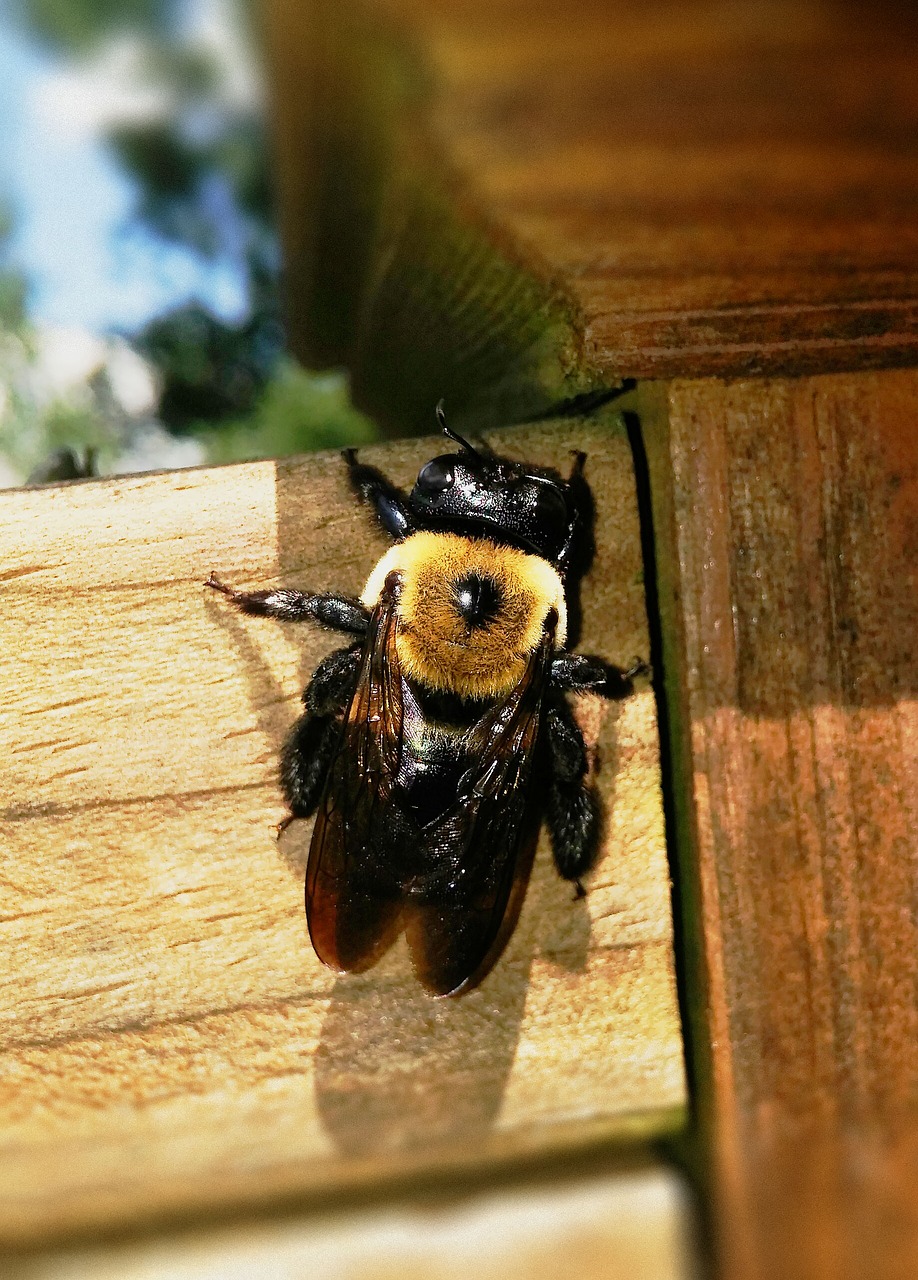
xmin=206 ymin=406 xmax=644 ymax=996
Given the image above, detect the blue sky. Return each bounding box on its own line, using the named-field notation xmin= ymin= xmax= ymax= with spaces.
xmin=0 ymin=10 xmax=248 ymax=335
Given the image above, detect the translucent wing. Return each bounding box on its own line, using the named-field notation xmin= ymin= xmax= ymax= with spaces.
xmin=306 ymin=568 xmax=555 ymax=996
xmin=404 ymin=625 xmax=554 ymax=995
xmin=305 ymin=574 xmax=405 ymax=973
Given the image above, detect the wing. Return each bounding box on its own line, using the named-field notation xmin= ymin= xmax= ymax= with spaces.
xmin=307 ymin=572 xmax=555 ymax=996
xmin=405 ymin=620 xmax=556 ymax=996
xmin=305 ymin=573 xmax=405 ymax=973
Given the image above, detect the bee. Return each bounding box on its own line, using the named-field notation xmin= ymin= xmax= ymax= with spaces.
xmin=206 ymin=406 xmax=644 ymax=996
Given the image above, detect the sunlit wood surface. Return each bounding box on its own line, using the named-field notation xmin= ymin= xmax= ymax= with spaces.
xmin=0 ymin=419 xmax=684 ymax=1252
xmin=8 ymin=1165 xmax=694 ymax=1280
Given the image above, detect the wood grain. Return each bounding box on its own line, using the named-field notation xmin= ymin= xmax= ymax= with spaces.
xmin=0 ymin=419 xmax=684 ymax=1248
xmin=263 ymin=0 xmax=918 ymax=432
xmin=638 ymin=368 xmax=918 ymax=1280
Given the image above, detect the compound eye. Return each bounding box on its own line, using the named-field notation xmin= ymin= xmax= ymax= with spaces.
xmin=416 ymin=457 xmax=455 ymax=494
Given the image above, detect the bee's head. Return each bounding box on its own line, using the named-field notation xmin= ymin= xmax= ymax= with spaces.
xmin=406 ymin=404 xmax=583 ymax=570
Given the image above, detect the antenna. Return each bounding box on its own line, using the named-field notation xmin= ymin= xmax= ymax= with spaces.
xmin=435 ymin=399 xmax=483 ymax=461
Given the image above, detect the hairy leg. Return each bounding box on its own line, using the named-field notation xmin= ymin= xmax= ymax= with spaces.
xmin=303 ymin=644 xmax=362 ymax=715
xmin=279 ymin=715 xmax=341 ymax=824
xmin=279 ymin=646 xmax=362 ymax=828
xmin=205 ymin=574 xmax=369 ymax=636
xmin=544 ymin=694 xmax=602 ymax=893
xmin=551 ymin=651 xmax=649 ymax=699
xmin=343 ymin=449 xmax=415 ymax=541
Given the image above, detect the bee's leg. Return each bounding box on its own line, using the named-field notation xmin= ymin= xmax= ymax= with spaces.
xmin=205 ymin=575 xmax=369 ymax=636
xmin=279 ymin=715 xmax=341 ymax=824
xmin=550 ymin=652 xmax=650 ymax=699
xmin=302 ymin=644 xmax=362 ymax=715
xmin=557 ymin=450 xmax=595 ymax=578
xmin=279 ymin=645 xmax=361 ymax=828
xmin=544 ymin=696 xmax=601 ymax=893
xmin=343 ymin=449 xmax=415 ymax=541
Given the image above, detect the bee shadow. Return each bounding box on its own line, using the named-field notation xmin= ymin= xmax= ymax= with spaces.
xmin=311 ymin=961 xmax=532 ymax=1157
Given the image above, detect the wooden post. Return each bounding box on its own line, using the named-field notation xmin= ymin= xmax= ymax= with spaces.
xmin=639 ymin=373 xmax=918 ymax=1280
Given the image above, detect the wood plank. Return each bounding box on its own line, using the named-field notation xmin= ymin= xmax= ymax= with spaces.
xmin=263 ymin=0 xmax=918 ymax=432
xmin=0 ymin=418 xmax=684 ymax=1248
xmin=6 ymin=1164 xmax=694 ymax=1280
xmin=637 ymin=368 xmax=918 ymax=1280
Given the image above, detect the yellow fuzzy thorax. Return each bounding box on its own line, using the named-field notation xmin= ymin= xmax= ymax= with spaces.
xmin=362 ymin=532 xmax=567 ymax=701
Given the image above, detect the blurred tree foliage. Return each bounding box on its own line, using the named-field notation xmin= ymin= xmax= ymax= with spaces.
xmin=0 ymin=206 xmax=27 ymax=332
xmin=207 ymin=362 xmax=377 ymax=463
xmin=10 ymin=0 xmax=375 ymax=467
xmin=0 ymin=207 xmax=120 ymax=480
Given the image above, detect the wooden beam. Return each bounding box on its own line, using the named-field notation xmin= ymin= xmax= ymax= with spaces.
xmin=638 ymin=369 xmax=918 ymax=1280
xmin=0 ymin=419 xmax=684 ymax=1248
xmin=262 ymin=0 xmax=918 ymax=433
xmin=7 ymin=1167 xmax=696 ymax=1280
xmin=6 ymin=1164 xmax=694 ymax=1280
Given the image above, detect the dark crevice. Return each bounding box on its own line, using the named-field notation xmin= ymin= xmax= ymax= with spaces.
xmin=622 ymin=407 xmax=713 ymax=1277
xmin=526 ymin=379 xmax=637 ymax=423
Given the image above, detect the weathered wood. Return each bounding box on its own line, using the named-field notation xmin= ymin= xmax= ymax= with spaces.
xmin=0 ymin=419 xmax=684 ymax=1248
xmin=638 ymin=369 xmax=918 ymax=1280
xmin=263 ymin=0 xmax=918 ymax=433
xmin=7 ymin=1164 xmax=694 ymax=1280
